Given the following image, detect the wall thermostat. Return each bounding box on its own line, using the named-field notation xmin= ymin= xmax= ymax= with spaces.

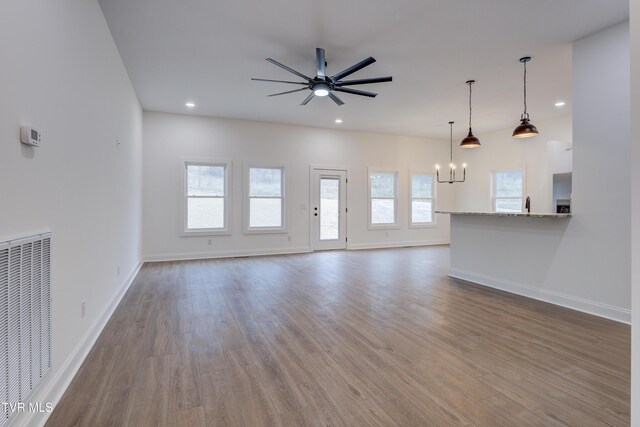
xmin=20 ymin=126 xmax=41 ymax=147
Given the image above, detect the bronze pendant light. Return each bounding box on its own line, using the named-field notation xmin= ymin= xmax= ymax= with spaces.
xmin=512 ymin=56 xmax=539 ymax=138
xmin=437 ymin=121 xmax=466 ymax=183
xmin=460 ymin=80 xmax=481 ymax=148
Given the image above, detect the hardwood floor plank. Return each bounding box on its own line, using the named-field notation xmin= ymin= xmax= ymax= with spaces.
xmin=191 ymin=291 xmax=212 ymax=318
xmin=89 ymin=324 xmax=148 ymax=426
xmin=174 ymin=297 xmax=194 ymax=335
xmin=94 ymin=303 xmax=135 ymax=347
xmin=193 ymin=315 xmax=226 ymax=373
xmin=207 ymin=290 xmax=246 ymax=349
xmin=223 ymin=348 xmax=277 ymax=426
xmin=124 ymin=355 xmax=172 ymax=426
xmin=171 ymin=405 xmax=206 ymax=427
xmin=146 ymin=298 xmax=174 ymax=356
xmin=169 ymin=333 xmax=202 ymax=413
xmin=199 ymin=369 xmax=234 ymax=427
xmin=481 ymin=393 xmax=564 ymax=427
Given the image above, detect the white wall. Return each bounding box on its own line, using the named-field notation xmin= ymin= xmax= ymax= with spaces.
xmin=630 ymin=0 xmax=639 ymax=424
xmin=453 ymin=114 xmax=572 ymax=213
xmin=0 ymin=0 xmax=142 ymax=425
xmin=143 ymin=112 xmax=453 ymax=260
xmin=449 ymin=22 xmax=631 ymax=323
xmin=570 ymin=20 xmax=630 ymax=313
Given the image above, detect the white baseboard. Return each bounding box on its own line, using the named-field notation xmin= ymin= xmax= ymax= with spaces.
xmin=16 ymin=260 xmax=143 ymax=427
xmin=347 ymin=239 xmax=450 ymax=251
xmin=449 ymin=268 xmax=631 ymax=324
xmin=144 ymin=246 xmax=313 ymax=262
xmin=145 ymin=241 xmax=451 ymax=262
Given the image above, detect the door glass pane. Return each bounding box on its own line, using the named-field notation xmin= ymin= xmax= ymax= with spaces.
xmin=412 ymin=199 xmax=432 ymax=223
xmin=187 ymin=198 xmax=224 ymax=229
xmin=371 ymin=199 xmax=395 ymax=224
xmin=249 ymin=198 xmax=282 ymax=227
xmin=320 ymin=178 xmax=339 ymax=240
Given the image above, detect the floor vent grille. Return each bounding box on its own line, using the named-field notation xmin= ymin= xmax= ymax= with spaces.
xmin=0 ymin=233 xmax=51 ymax=427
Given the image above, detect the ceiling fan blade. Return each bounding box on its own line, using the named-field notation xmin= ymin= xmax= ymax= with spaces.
xmin=333 ymin=87 xmax=377 ymax=98
xmin=334 ymin=76 xmax=393 ymax=86
xmin=316 ymin=48 xmax=326 ymax=78
xmin=330 ymin=56 xmax=376 ymax=82
xmin=300 ymin=92 xmax=315 ymax=105
xmin=251 ymin=78 xmax=308 ymax=85
xmin=266 ymin=58 xmax=312 ymax=81
xmin=268 ymin=88 xmax=309 ymax=97
xmin=328 ymin=92 xmax=345 ymax=106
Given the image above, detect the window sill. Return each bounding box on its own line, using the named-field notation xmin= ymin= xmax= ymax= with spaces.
xmin=180 ymin=229 xmax=231 ymax=237
xmin=368 ymin=224 xmax=401 ymax=231
xmin=244 ymin=228 xmax=288 ymax=235
xmin=409 ymin=223 xmax=438 ymax=229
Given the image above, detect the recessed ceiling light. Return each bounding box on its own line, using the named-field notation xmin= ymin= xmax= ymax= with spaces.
xmin=555 ymin=101 xmax=566 ymax=107
xmin=185 ymin=102 xmax=196 ymax=108
xmin=335 ymin=119 xmax=343 ymax=124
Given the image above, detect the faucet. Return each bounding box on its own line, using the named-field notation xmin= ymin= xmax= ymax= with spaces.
xmin=525 ymin=196 xmax=531 ymax=213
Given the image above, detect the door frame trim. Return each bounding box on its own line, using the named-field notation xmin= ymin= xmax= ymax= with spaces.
xmin=309 ymin=164 xmax=350 ymax=251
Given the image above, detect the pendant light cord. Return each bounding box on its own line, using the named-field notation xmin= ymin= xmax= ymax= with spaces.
xmin=449 ymin=122 xmax=453 ymax=164
xmin=468 ymin=82 xmax=473 ymax=130
xmin=523 ymin=60 xmax=528 ymax=116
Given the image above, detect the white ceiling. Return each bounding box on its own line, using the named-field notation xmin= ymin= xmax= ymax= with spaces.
xmin=98 ymin=0 xmax=628 ymax=139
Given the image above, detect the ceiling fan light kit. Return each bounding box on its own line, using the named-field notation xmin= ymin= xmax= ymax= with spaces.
xmin=313 ymin=83 xmax=330 ymax=97
xmin=252 ymin=47 xmax=392 ymax=106
xmin=513 ymin=56 xmax=540 ymax=139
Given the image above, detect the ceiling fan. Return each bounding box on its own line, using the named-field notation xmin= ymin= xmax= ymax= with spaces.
xmin=251 ymin=48 xmax=392 ymax=106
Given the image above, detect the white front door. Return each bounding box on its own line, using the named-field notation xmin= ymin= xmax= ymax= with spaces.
xmin=311 ymin=169 xmax=347 ymax=250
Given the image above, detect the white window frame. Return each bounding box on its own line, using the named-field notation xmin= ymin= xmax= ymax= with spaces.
xmin=409 ymin=171 xmax=437 ymax=228
xmin=491 ymin=167 xmax=526 ymax=213
xmin=244 ymin=162 xmax=287 ymax=234
xmin=368 ymin=167 xmax=400 ymax=229
xmin=180 ymin=158 xmax=232 ymax=237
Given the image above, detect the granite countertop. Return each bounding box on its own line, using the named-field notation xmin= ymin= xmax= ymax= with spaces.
xmin=435 ymin=211 xmax=572 ymax=219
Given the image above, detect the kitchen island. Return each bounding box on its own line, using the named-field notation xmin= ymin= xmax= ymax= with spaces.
xmin=433 ymin=210 xmax=629 ymax=318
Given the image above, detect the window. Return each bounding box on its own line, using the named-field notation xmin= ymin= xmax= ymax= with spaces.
xmin=246 ymin=165 xmax=286 ymax=232
xmin=369 ymin=169 xmax=399 ymax=228
xmin=182 ymin=160 xmax=231 ymax=235
xmin=492 ymin=169 xmax=524 ymax=212
xmin=410 ymin=173 xmax=435 ymax=226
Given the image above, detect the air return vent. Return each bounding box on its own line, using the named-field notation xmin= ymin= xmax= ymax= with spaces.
xmin=0 ymin=233 xmax=51 ymax=427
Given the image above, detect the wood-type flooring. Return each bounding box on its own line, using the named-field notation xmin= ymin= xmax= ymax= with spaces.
xmin=46 ymin=246 xmax=630 ymax=426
